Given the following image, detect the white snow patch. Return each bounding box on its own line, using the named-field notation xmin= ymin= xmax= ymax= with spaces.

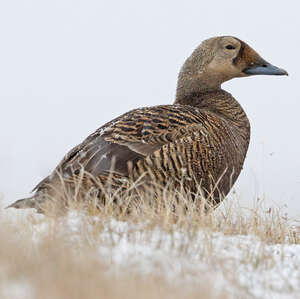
xmin=0 ymin=281 xmax=34 ymax=299
xmin=5 ymin=211 xmax=300 ymax=299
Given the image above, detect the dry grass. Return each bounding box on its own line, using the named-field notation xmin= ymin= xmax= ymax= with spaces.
xmin=35 ymin=173 xmax=299 ymax=244
xmin=1 ymin=177 xmax=299 ymax=299
xmin=17 ymin=170 xmax=298 ymax=244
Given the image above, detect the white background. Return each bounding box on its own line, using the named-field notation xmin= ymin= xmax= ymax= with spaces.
xmin=1 ymin=1 xmax=299 ymax=217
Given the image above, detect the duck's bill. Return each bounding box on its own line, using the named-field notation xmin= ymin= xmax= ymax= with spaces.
xmin=244 ymin=62 xmax=288 ymax=76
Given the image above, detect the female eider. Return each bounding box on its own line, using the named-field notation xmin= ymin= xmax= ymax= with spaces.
xmin=8 ymin=36 xmax=287 ymax=213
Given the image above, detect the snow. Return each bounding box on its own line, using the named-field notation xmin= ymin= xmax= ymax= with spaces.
xmin=25 ymin=212 xmax=300 ymax=299
xmin=2 ymin=210 xmax=300 ymax=299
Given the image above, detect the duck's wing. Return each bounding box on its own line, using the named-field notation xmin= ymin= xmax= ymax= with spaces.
xmin=35 ymin=105 xmax=207 ymax=190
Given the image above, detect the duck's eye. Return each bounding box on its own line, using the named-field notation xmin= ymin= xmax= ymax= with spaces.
xmin=225 ymin=45 xmax=236 ymax=50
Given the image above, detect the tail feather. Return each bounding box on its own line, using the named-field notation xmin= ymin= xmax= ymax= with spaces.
xmin=6 ymin=196 xmax=36 ymax=210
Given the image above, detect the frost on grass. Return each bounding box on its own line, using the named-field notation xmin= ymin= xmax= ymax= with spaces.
xmin=1 ymin=194 xmax=300 ymax=299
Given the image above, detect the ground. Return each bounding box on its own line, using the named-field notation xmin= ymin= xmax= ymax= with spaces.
xmin=0 ymin=195 xmax=299 ymax=299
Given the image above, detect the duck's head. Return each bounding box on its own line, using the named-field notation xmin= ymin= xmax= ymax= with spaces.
xmin=176 ymin=36 xmax=287 ymax=100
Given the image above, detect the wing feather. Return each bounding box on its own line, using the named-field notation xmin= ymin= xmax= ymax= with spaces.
xmin=42 ymin=105 xmax=207 ymax=187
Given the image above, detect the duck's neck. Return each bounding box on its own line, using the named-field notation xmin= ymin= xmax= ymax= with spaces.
xmin=175 ymin=88 xmax=250 ymax=130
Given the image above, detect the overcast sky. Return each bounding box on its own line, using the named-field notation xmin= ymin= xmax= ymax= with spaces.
xmin=1 ymin=0 xmax=299 ymax=216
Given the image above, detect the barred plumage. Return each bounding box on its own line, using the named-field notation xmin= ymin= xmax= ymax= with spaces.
xmin=8 ymin=36 xmax=287 ymax=213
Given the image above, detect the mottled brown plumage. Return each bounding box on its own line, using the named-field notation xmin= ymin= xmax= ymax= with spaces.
xmin=8 ymin=36 xmax=287 ymax=212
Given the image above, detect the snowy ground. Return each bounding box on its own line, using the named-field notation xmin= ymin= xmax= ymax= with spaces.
xmin=3 ymin=210 xmax=299 ymax=299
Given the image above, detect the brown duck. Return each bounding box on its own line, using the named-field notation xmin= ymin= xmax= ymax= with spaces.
xmin=8 ymin=36 xmax=287 ymax=212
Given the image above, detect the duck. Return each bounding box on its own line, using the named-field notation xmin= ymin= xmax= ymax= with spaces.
xmin=7 ymin=36 xmax=287 ymax=213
